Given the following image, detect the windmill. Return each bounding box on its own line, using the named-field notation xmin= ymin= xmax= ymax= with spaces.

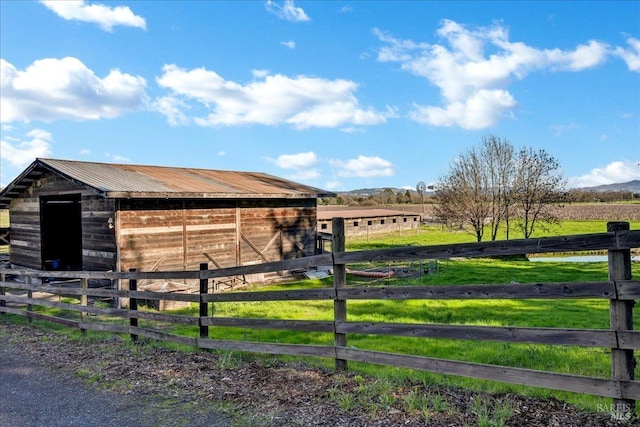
xmin=416 ymin=181 xmax=427 ymax=219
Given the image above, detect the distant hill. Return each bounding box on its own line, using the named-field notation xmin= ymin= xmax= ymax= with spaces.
xmin=579 ymin=180 xmax=640 ymax=193
xmin=337 ymin=181 xmax=640 ymax=195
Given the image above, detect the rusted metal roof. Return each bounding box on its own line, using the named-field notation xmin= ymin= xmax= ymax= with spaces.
xmin=0 ymin=158 xmax=334 ymax=207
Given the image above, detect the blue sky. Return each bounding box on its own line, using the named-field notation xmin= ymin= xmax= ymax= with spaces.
xmin=1 ymin=1 xmax=639 ymax=192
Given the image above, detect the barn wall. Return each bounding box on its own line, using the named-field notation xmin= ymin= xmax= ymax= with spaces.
xmin=8 ymin=173 xmax=118 ymax=271
xmin=81 ymin=196 xmax=117 ymax=271
xmin=8 ymin=194 xmax=41 ymax=269
xmin=116 ymin=198 xmax=317 ymax=283
xmin=238 ymin=200 xmax=316 ymax=265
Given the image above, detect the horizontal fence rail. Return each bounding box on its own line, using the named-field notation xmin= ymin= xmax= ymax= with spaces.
xmin=1 ymin=221 xmax=639 ymax=417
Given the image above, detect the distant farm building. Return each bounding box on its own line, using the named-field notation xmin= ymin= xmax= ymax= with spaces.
xmin=0 ymin=158 xmax=333 ymax=287
xmin=317 ymin=208 xmax=422 ymax=237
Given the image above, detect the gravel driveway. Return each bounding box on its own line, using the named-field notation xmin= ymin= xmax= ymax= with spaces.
xmin=0 ymin=331 xmax=230 ymax=427
xmin=1 ymin=321 xmax=636 ymax=427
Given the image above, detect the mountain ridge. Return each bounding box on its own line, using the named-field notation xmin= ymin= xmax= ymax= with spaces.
xmin=336 ymin=180 xmax=640 ymax=196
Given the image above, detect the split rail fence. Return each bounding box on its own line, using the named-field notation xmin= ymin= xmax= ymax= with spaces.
xmin=1 ymin=220 xmax=640 ymax=417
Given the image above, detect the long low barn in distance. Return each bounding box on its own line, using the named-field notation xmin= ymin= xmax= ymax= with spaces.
xmin=317 ymin=208 xmax=422 ymax=237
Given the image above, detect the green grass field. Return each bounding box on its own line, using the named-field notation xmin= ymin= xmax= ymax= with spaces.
xmin=8 ymin=219 xmax=640 ymax=412
xmin=167 ymin=220 xmax=639 ymax=411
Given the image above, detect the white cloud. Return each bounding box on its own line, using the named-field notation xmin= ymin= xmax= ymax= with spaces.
xmin=324 ymin=180 xmax=342 ymax=190
xmin=265 ymin=0 xmax=310 ymax=22
xmin=153 ymin=95 xmax=189 ymax=126
xmin=330 ymin=155 xmax=394 ymax=178
xmin=1 ymin=128 xmax=53 ymax=168
xmin=410 ymin=89 xmax=516 ymax=130
xmin=156 ymin=64 xmax=390 ymax=129
xmin=614 ymin=37 xmax=640 ymax=72
xmin=281 ymin=41 xmax=296 ymax=49
xmin=268 ymin=152 xmax=320 ymax=181
xmin=568 ymin=161 xmax=640 ymax=188
xmin=1 ymin=57 xmax=148 ymax=123
xmin=41 ymin=0 xmax=146 ymax=31
xmin=274 ymin=152 xmax=317 ymax=169
xmin=375 ymin=20 xmax=613 ymax=129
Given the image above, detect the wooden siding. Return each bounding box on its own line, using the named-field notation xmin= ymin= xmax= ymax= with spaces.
xmin=7 ymin=174 xmax=118 ymax=271
xmin=8 ymin=196 xmax=41 ymax=269
xmin=81 ymin=196 xmax=117 ymax=271
xmin=117 ymin=199 xmax=317 ymax=284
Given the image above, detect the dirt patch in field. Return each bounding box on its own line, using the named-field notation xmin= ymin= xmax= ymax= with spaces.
xmin=1 ymin=322 xmax=636 ymax=427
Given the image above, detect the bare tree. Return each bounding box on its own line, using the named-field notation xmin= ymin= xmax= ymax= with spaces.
xmin=482 ymin=135 xmax=516 ymax=240
xmin=435 ymin=145 xmax=491 ymax=242
xmin=435 ymin=136 xmax=565 ymax=241
xmin=513 ymin=148 xmax=566 ymax=238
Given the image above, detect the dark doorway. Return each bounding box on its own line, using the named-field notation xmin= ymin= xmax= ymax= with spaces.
xmin=41 ymin=195 xmax=82 ymax=270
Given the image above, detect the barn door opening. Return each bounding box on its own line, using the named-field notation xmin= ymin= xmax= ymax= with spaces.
xmin=41 ymin=194 xmax=82 ymax=270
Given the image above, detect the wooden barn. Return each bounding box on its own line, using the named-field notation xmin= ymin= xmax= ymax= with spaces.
xmin=0 ymin=158 xmax=333 ymax=285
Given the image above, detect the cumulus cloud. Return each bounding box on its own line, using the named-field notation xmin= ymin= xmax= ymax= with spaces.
xmin=274 ymin=152 xmax=317 ymax=169
xmin=614 ymin=37 xmax=640 ymax=72
xmin=41 ymin=0 xmax=146 ymax=31
xmin=265 ymin=0 xmax=310 ymax=22
xmin=267 ymin=152 xmax=320 ymax=181
xmin=281 ymin=40 xmax=296 ymax=49
xmin=1 ymin=57 xmax=148 ymax=123
xmin=568 ymin=161 xmax=640 ymax=188
xmin=330 ymin=155 xmax=394 ymax=178
xmin=375 ymin=20 xmax=613 ymax=129
xmin=155 ymin=64 xmax=390 ymax=129
xmin=1 ymin=129 xmax=53 ymax=168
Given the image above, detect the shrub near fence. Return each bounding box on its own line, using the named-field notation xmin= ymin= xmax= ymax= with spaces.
xmin=1 ymin=221 xmax=640 ymax=419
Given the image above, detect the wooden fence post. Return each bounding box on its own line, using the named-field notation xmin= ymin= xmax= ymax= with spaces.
xmin=0 ymin=271 xmax=5 ymax=316
xmin=332 ymin=217 xmax=348 ymax=371
xmin=80 ymin=278 xmax=88 ymax=335
xmin=199 ymin=263 xmax=209 ymax=339
xmin=27 ymin=275 xmax=38 ymax=324
xmin=129 ymin=268 xmax=138 ymax=342
xmin=608 ymin=221 xmax=635 ymax=419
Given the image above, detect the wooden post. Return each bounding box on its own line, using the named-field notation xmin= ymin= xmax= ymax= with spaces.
xmin=199 ymin=263 xmax=209 ymax=339
xmin=608 ymin=221 xmax=635 ymax=420
xmin=80 ymin=278 xmax=88 ymax=335
xmin=332 ymin=217 xmax=348 ymax=371
xmin=0 ymin=271 xmax=5 ymax=316
xmin=129 ymin=268 xmax=138 ymax=342
xmin=27 ymin=275 xmax=36 ymax=324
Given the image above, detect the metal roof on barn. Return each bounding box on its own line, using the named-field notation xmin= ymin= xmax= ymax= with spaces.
xmin=0 ymin=158 xmax=334 ymax=208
